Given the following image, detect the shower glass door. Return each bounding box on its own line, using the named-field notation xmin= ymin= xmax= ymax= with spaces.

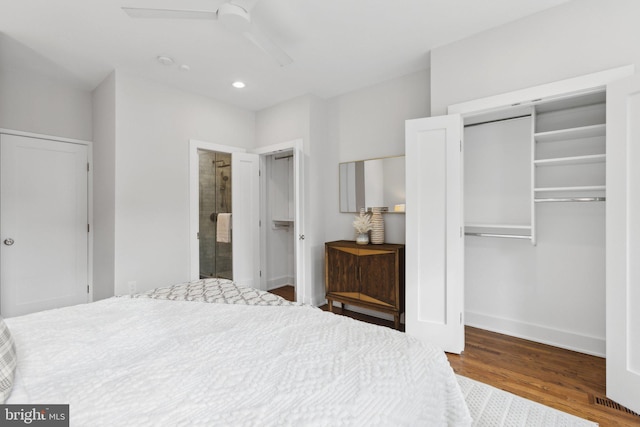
xmin=198 ymin=149 xmax=232 ymax=279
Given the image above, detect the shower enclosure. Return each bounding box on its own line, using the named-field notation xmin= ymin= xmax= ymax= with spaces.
xmin=198 ymin=150 xmax=232 ymax=279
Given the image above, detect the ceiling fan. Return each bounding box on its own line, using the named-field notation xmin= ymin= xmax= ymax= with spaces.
xmin=122 ymin=0 xmax=292 ymax=66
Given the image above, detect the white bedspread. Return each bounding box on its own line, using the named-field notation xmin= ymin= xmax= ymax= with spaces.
xmin=5 ymin=291 xmax=471 ymax=426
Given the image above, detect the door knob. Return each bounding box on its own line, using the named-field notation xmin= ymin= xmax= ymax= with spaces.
xmin=299 ymin=234 xmax=305 ymax=240
xmin=4 ymin=238 xmax=14 ymax=246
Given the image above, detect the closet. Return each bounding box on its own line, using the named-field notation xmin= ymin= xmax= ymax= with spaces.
xmin=534 ymin=92 xmax=606 ymax=203
xmin=462 ymin=90 xmax=607 ymax=357
xmin=263 ymin=151 xmax=295 ymax=294
xmin=405 ymin=65 xmax=635 ymax=354
xmin=406 ymin=66 xmax=640 ymax=415
xmin=463 ymin=109 xmax=533 ymax=242
xmin=464 ymin=90 xmax=606 ymax=240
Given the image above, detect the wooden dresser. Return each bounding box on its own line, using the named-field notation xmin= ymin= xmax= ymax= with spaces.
xmin=324 ymin=240 xmax=405 ymax=329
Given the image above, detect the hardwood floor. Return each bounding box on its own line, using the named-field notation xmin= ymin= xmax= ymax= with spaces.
xmin=449 ymin=327 xmax=640 ymax=427
xmin=268 ymin=286 xmax=640 ymax=427
xmin=268 ymin=285 xmax=295 ymax=302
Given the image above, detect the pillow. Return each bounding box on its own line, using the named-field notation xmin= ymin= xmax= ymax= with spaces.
xmin=0 ymin=317 xmax=16 ymax=403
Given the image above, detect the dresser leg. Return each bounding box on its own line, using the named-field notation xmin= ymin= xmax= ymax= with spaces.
xmin=328 ymin=298 xmax=334 ymax=313
xmin=394 ymin=314 xmax=400 ymax=330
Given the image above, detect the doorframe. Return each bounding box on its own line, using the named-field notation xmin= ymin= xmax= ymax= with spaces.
xmin=605 ymin=72 xmax=640 ymax=414
xmin=0 ymin=128 xmax=93 ymax=303
xmin=448 ymin=65 xmax=634 ymax=116
xmin=188 ymin=139 xmax=247 ymax=281
xmin=188 ymin=138 xmax=308 ymax=303
xmin=437 ymin=65 xmax=635 ymax=355
xmin=251 ymin=139 xmax=306 ymax=303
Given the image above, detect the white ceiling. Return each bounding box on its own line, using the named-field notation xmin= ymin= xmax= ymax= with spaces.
xmin=0 ymin=0 xmax=570 ymax=111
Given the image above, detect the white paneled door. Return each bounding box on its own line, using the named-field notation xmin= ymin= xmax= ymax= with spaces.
xmin=606 ymin=73 xmax=640 ymax=414
xmin=1 ymin=133 xmax=89 ymax=317
xmin=231 ymin=152 xmax=260 ymax=288
xmin=292 ymin=141 xmax=306 ymax=304
xmin=405 ymin=115 xmax=465 ymax=354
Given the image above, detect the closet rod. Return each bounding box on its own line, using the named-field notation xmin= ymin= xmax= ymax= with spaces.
xmin=535 ymin=197 xmax=606 ymax=203
xmin=464 ymin=232 xmax=531 ymax=240
xmin=274 ymin=154 xmax=293 ymax=160
xmin=464 ymin=114 xmax=532 ymax=128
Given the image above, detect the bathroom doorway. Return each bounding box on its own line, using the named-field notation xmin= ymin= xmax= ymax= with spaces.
xmin=198 ymin=149 xmax=232 ymax=279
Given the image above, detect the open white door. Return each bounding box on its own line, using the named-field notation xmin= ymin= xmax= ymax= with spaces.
xmin=232 ymin=152 xmax=260 ymax=288
xmin=292 ymin=141 xmax=306 ymax=303
xmin=606 ymin=73 xmax=640 ymax=414
xmin=405 ymin=115 xmax=465 ymax=354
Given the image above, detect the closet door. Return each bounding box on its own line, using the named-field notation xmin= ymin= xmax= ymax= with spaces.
xmin=232 ymin=152 xmax=260 ymax=288
xmin=1 ymin=134 xmax=89 ymax=317
xmin=291 ymin=141 xmax=306 ymax=303
xmin=405 ymin=115 xmax=464 ymax=354
xmin=606 ymin=73 xmax=640 ymax=414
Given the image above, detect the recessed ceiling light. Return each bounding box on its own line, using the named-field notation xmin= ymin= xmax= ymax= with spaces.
xmin=179 ymin=64 xmax=191 ymax=71
xmin=157 ymin=56 xmax=174 ymax=66
xmin=232 ymin=81 xmax=246 ymax=89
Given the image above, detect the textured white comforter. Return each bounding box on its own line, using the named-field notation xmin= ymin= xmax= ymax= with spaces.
xmin=5 ymin=289 xmax=471 ymax=426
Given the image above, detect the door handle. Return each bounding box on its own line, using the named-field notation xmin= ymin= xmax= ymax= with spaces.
xmin=4 ymin=238 xmax=14 ymax=246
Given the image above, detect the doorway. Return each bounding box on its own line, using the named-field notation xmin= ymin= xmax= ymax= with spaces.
xmin=198 ymin=149 xmax=232 ymax=280
xmin=254 ymin=140 xmax=305 ymax=303
xmin=262 ymin=150 xmax=296 ymax=298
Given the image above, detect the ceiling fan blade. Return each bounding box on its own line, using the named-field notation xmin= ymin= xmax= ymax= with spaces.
xmin=243 ymin=24 xmax=292 ymax=67
xmin=230 ymin=0 xmax=261 ymax=13
xmin=122 ymin=7 xmax=217 ymax=20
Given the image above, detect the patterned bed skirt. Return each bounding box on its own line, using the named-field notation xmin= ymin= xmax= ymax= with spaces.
xmin=131 ymin=278 xmax=301 ymax=307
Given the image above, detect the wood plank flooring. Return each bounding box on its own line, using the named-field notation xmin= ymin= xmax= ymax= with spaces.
xmin=449 ymin=327 xmax=640 ymax=427
xmin=268 ymin=285 xmax=295 ymax=302
xmin=269 ymin=285 xmax=640 ymax=427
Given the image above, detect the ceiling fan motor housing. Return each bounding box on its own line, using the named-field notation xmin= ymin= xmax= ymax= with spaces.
xmin=217 ymin=3 xmax=251 ymax=33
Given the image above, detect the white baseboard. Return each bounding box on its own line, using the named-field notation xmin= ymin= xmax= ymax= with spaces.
xmin=266 ymin=276 xmax=294 ymax=291
xmin=465 ymin=311 xmax=605 ymax=357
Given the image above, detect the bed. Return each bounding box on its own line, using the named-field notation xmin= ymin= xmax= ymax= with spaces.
xmin=1 ymin=278 xmax=472 ymax=426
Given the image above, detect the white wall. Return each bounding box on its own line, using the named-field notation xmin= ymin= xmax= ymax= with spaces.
xmin=0 ymin=65 xmax=92 ymax=141
xmin=308 ymin=96 xmax=329 ymax=303
xmin=91 ymin=72 xmax=116 ymax=301
xmin=111 ymin=72 xmax=254 ymax=295
xmin=431 ymin=0 xmax=640 ymax=115
xmin=430 ymin=0 xmax=640 ymax=355
xmin=255 ymin=96 xmax=311 ymax=148
xmin=324 ymin=69 xmax=430 ymax=245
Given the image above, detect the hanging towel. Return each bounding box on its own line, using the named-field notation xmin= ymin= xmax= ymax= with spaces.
xmin=216 ymin=213 xmax=232 ymax=243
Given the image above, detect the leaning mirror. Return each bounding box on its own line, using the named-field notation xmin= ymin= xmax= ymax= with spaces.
xmin=339 ymin=155 xmax=405 ymax=213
